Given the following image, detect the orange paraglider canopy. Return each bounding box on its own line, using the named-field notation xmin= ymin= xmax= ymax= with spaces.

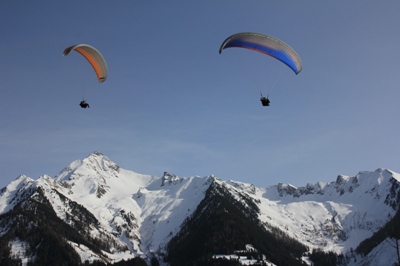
xmin=63 ymin=44 xmax=108 ymax=83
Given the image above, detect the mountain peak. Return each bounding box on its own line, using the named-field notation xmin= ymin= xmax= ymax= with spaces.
xmin=83 ymin=151 xmax=120 ymax=173
xmin=89 ymin=151 xmax=104 ymax=157
xmin=0 ymin=175 xmax=36 ymax=215
xmin=3 ymin=175 xmax=34 ymax=192
xmin=54 ymin=151 xmax=120 ymax=183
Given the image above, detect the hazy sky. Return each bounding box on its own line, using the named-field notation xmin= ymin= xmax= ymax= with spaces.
xmin=1 ymin=1 xmax=399 ymax=189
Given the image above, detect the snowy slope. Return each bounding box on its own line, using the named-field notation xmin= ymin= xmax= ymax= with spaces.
xmin=1 ymin=152 xmax=400 ymax=265
xmin=53 ymin=153 xmax=214 ymax=258
xmin=0 ymin=152 xmax=215 ymax=264
xmin=224 ymin=168 xmax=400 ymax=255
xmin=136 ymin=173 xmax=214 ymax=254
xmin=0 ymin=175 xmax=35 ymax=214
xmin=52 ymin=152 xmax=156 ymax=255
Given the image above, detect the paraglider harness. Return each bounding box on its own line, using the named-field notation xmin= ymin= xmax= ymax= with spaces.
xmin=260 ymin=95 xmax=270 ymax=106
xmin=79 ymin=100 xmax=90 ymax=108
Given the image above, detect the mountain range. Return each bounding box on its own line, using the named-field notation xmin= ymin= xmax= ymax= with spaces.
xmin=1 ymin=151 xmax=400 ymax=266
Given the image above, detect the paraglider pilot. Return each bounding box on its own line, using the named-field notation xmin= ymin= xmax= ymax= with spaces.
xmin=260 ymin=96 xmax=270 ymax=107
xmin=79 ymin=100 xmax=90 ymax=108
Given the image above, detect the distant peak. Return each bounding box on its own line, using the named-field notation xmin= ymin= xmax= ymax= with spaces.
xmin=16 ymin=174 xmax=29 ymax=180
xmin=89 ymin=151 xmax=104 ymax=157
xmin=276 ymin=183 xmax=298 ymax=197
xmin=86 ymin=151 xmax=107 ymax=160
xmin=14 ymin=174 xmax=34 ymax=184
xmin=54 ymin=152 xmax=120 ymax=185
xmin=2 ymin=175 xmax=34 ymax=194
xmin=161 ymin=172 xmax=180 ymax=186
xmin=335 ymin=175 xmax=350 ymax=185
xmin=83 ymin=152 xmax=119 ymax=172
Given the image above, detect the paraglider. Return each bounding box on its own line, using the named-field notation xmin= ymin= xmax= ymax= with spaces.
xmin=63 ymin=44 xmax=108 ymax=108
xmin=260 ymin=96 xmax=270 ymax=106
xmin=219 ymin=32 xmax=302 ymax=106
xmin=79 ymin=100 xmax=90 ymax=108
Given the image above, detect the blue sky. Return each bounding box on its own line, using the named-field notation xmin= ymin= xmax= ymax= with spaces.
xmin=1 ymin=1 xmax=399 ymax=189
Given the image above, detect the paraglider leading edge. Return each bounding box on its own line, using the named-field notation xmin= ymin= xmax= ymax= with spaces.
xmin=219 ymin=32 xmax=302 ymax=75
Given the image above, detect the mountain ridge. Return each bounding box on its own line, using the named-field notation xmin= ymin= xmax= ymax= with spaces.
xmin=1 ymin=151 xmax=400 ymax=265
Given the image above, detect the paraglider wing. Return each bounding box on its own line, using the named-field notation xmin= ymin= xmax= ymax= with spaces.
xmin=219 ymin=32 xmax=302 ymax=75
xmin=63 ymin=44 xmax=108 ymax=82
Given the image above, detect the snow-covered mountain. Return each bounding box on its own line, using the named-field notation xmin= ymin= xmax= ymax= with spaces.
xmin=1 ymin=151 xmax=400 ymax=265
